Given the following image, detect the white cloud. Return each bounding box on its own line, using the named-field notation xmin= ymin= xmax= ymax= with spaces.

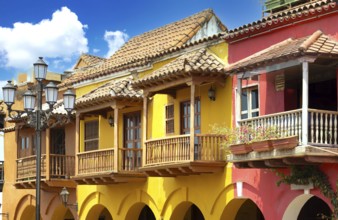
xmin=93 ymin=48 xmax=100 ymax=54
xmin=104 ymin=30 xmax=128 ymax=58
xmin=0 ymin=7 xmax=88 ymax=70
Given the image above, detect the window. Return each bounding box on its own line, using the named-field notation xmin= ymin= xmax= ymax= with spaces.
xmin=241 ymin=87 xmax=259 ymax=119
xmin=180 ymin=98 xmax=201 ymax=134
xmin=84 ymin=120 xmax=99 ymax=151
xmin=165 ymin=104 xmax=174 ymax=134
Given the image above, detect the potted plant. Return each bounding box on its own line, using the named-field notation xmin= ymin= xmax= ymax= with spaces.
xmin=211 ymin=124 xmax=253 ymax=155
xmin=250 ymin=125 xmax=279 ymax=152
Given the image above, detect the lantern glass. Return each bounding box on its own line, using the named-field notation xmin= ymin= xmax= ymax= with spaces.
xmin=2 ymin=81 xmax=16 ymax=106
xmin=45 ymin=82 xmax=58 ymax=106
xmin=60 ymin=187 xmax=69 ymax=206
xmin=63 ymin=89 xmax=76 ymax=112
xmin=34 ymin=57 xmax=48 ymax=81
xmin=23 ymin=90 xmax=36 ymax=112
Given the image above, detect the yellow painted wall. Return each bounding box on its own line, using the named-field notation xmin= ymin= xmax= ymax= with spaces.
xmin=76 ymin=41 xmax=235 ymax=220
xmin=78 ymin=164 xmax=233 ymax=220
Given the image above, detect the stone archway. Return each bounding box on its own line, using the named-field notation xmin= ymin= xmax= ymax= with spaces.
xmin=85 ymin=204 xmax=112 ymax=220
xmin=222 ymin=198 xmax=264 ymax=220
xmin=283 ymin=194 xmax=331 ymax=220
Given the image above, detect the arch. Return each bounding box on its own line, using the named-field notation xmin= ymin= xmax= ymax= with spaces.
xmin=170 ymin=202 xmax=204 ymax=220
xmin=210 ymin=182 xmax=234 ymax=215
xmin=283 ymin=194 xmax=331 ymax=220
xmin=118 ymin=189 xmax=158 ymax=218
xmin=14 ymin=194 xmax=37 ymax=220
xmin=50 ymin=205 xmax=75 ymax=220
xmin=86 ymin=205 xmax=112 ymax=220
xmin=125 ymin=203 xmax=156 ymax=220
xmin=222 ymin=198 xmax=264 ymax=220
xmin=79 ymin=191 xmax=102 ymax=217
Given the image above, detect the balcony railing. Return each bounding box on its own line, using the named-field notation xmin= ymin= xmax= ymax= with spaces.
xmin=119 ymin=148 xmax=142 ymax=171
xmin=238 ymin=108 xmax=338 ymax=147
xmin=78 ymin=148 xmax=115 ymax=175
xmin=16 ymin=154 xmax=75 ymax=182
xmin=144 ymin=134 xmax=225 ymax=166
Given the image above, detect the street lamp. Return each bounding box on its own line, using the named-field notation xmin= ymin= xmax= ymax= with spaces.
xmin=2 ymin=57 xmax=76 ymax=220
xmin=60 ymin=187 xmax=78 ymax=210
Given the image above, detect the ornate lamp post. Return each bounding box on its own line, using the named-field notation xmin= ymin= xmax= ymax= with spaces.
xmin=2 ymin=57 xmax=76 ymax=220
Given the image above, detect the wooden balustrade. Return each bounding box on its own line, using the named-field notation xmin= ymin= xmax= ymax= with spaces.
xmin=239 ymin=108 xmax=338 ymax=147
xmin=16 ymin=155 xmax=47 ymax=181
xmin=77 ymin=148 xmax=115 ymax=175
xmin=49 ymin=154 xmax=75 ymax=178
xmin=196 ymin=134 xmax=225 ymax=161
xmin=119 ymin=148 xmax=142 ymax=171
xmin=145 ymin=135 xmax=190 ymax=166
xmin=16 ymin=154 xmax=74 ymax=181
xmin=145 ymin=134 xmax=225 ymax=166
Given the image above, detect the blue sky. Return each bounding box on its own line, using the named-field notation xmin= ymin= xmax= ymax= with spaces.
xmin=0 ymin=0 xmax=263 ymax=82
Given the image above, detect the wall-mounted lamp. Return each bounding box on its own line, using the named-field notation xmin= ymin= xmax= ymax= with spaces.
xmin=60 ymin=187 xmax=78 ymax=211
xmin=208 ymin=86 xmax=216 ymax=101
xmin=108 ymin=115 xmax=114 ymax=127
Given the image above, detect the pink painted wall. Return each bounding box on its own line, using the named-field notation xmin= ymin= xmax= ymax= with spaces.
xmin=228 ymin=13 xmax=338 ymax=63
xmin=232 ymin=164 xmax=338 ymax=219
xmin=229 ymin=8 xmax=338 ymax=219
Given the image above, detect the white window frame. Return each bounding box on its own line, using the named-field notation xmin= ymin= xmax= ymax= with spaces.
xmin=240 ymin=85 xmax=259 ymax=119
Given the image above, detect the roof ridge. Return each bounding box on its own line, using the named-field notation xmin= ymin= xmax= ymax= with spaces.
xmin=299 ymin=30 xmax=323 ymax=52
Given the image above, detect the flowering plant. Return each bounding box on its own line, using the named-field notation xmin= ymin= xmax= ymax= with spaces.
xmin=250 ymin=125 xmax=280 ymax=142
xmin=210 ymin=124 xmax=253 ymax=147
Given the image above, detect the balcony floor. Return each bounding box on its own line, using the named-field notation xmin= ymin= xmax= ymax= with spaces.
xmin=72 ymin=171 xmax=147 ymax=185
xmin=140 ymin=161 xmax=226 ymax=177
xmin=14 ymin=178 xmax=77 ymax=190
xmin=228 ymin=145 xmax=338 ymax=168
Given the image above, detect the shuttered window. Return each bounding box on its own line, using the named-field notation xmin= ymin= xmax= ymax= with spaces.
xmin=84 ymin=120 xmax=99 ymax=151
xmin=165 ymin=104 xmax=174 ymax=134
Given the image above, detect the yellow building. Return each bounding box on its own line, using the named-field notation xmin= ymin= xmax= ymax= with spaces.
xmin=2 ymin=9 xmax=235 ymax=219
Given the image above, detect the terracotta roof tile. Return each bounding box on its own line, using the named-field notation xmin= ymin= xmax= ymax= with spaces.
xmin=133 ymin=48 xmax=227 ymax=89
xmin=76 ymin=76 xmax=142 ymax=108
xmin=59 ymin=9 xmax=226 ymax=88
xmin=224 ymin=0 xmax=337 ymax=41
xmin=77 ymin=54 xmax=105 ymax=68
xmin=225 ymin=30 xmax=338 ymax=73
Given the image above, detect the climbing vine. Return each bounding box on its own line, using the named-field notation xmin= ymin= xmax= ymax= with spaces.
xmin=275 ymin=165 xmax=338 ymax=219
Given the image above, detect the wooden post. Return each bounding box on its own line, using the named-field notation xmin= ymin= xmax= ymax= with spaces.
xmin=236 ymin=75 xmax=242 ymax=127
xmin=302 ymin=61 xmax=309 ymax=145
xmin=75 ymin=113 xmax=80 ymax=176
xmin=45 ymin=128 xmax=50 ymax=180
xmin=190 ymin=83 xmax=195 ymax=161
xmin=142 ymin=95 xmax=148 ymax=167
xmin=113 ymin=107 xmax=119 ymax=172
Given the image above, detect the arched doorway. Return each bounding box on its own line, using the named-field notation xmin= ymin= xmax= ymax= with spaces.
xmin=125 ymin=203 xmax=156 ymax=220
xmin=222 ymin=198 xmax=264 ymax=220
xmin=183 ymin=204 xmax=204 ymax=220
xmin=139 ymin=205 xmax=155 ymax=220
xmin=51 ymin=205 xmax=75 ymax=220
xmin=235 ymin=199 xmax=264 ymax=220
xmin=20 ymin=205 xmax=37 ymax=220
xmin=283 ymin=195 xmax=331 ymax=220
xmin=86 ymin=204 xmax=112 ymax=220
xmin=170 ymin=202 xmax=204 ymax=220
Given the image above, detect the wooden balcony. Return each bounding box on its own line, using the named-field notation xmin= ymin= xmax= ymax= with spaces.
xmin=73 ymin=148 xmax=146 ymax=185
xmin=140 ymin=134 xmax=226 ymax=176
xmin=15 ymin=154 xmax=76 ymax=189
xmin=229 ymin=108 xmax=338 ymax=168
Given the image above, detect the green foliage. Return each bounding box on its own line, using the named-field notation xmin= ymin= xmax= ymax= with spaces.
xmin=275 ymin=166 xmax=338 ymax=219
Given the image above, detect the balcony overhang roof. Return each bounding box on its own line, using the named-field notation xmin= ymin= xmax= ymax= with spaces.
xmin=76 ymin=76 xmax=143 ymax=109
xmin=226 ymin=30 xmax=338 ymax=75
xmin=132 ymin=48 xmax=228 ymax=91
